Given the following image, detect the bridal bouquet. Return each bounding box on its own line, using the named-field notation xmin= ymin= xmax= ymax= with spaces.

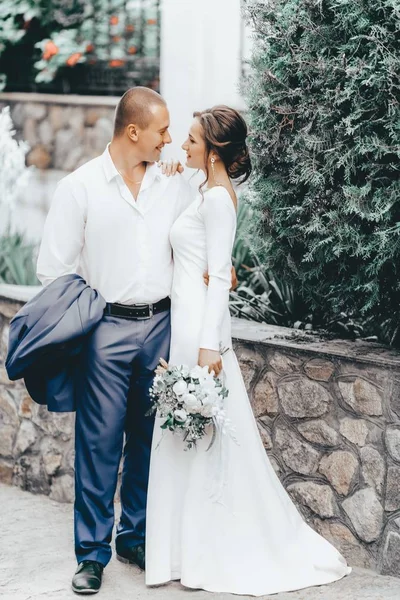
xmin=149 ymin=358 xmax=232 ymax=450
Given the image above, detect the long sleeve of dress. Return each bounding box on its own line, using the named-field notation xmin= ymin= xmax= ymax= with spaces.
xmin=199 ymin=188 xmax=237 ymax=352
xmin=36 ymin=177 xmax=86 ymax=286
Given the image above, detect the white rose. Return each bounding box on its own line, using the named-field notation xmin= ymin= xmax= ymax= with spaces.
xmin=174 ymin=409 xmax=188 ymax=423
xmin=182 ymin=393 xmax=202 ymax=414
xmin=188 ymin=383 xmax=196 ymax=391
xmin=173 ymin=380 xmax=188 ymax=396
xmin=202 ymin=378 xmax=216 ymax=393
xmin=190 ymin=365 xmax=210 ymax=381
xmin=200 ymin=403 xmax=215 ymax=418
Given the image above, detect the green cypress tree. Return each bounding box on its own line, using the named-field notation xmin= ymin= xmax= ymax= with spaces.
xmin=243 ymin=0 xmax=400 ymax=343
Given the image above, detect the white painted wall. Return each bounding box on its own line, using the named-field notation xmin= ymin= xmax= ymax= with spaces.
xmin=160 ymin=0 xmax=249 ymax=163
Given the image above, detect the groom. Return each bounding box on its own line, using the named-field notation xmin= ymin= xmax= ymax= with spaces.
xmin=37 ymin=87 xmax=194 ymax=594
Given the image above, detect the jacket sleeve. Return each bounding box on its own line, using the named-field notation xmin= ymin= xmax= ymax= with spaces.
xmin=36 ymin=177 xmax=86 ymax=286
xmin=199 ymin=189 xmax=237 ymax=352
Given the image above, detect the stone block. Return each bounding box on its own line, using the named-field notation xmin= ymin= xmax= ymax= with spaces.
xmin=31 ymin=403 xmax=74 ymax=441
xmin=340 ymin=418 xmax=369 ymax=447
xmin=23 ymin=117 xmax=37 ymax=147
xmin=14 ymin=419 xmax=37 ymax=455
xmin=386 ymin=426 xmax=400 ymax=463
xmin=49 ymin=105 xmax=65 ymax=132
xmin=0 ymin=459 xmax=13 ymax=484
xmin=382 ymin=531 xmax=400 ymax=577
xmin=50 ymin=474 xmax=74 ymax=503
xmin=64 ymin=146 xmax=84 ymax=172
xmin=360 ymin=446 xmax=385 ymax=496
xmin=25 ymin=103 xmax=47 ymax=121
xmin=267 ymin=456 xmax=282 ymax=476
xmin=252 ymin=372 xmax=279 ymax=417
xmin=0 ymin=322 xmax=9 ymax=361
xmin=318 ymin=450 xmax=359 ymax=496
xmin=90 ymin=117 xmax=113 ymax=154
xmin=18 ymin=393 xmax=33 ymax=419
xmin=0 ymin=299 xmax=22 ymax=319
xmin=54 ymin=128 xmax=78 ymax=169
xmin=338 ymin=378 xmax=383 ymax=416
xmin=69 ymin=107 xmax=85 ymax=135
xmin=235 ymin=347 xmax=263 ymax=390
xmin=0 ymin=365 xmax=11 ymax=384
xmin=385 ymin=466 xmax=400 ymax=512
xmin=38 ymin=119 xmax=54 ymax=147
xmin=342 ymin=488 xmax=384 ymax=542
xmin=287 ymin=481 xmax=339 ymax=518
xmin=27 ymin=145 xmax=52 ymax=169
xmin=269 ymin=352 xmax=303 ymax=375
xmin=304 ymin=358 xmax=335 ymax=381
xmin=275 ymin=425 xmax=321 ymax=475
xmin=312 ymin=519 xmax=374 ymax=569
xmin=297 ymin=420 xmax=339 ymax=447
xmin=13 ymin=455 xmax=50 ymax=495
xmin=278 ymin=376 xmax=332 ymax=418
xmin=40 ymin=438 xmax=63 ymax=476
xmin=0 ymin=390 xmax=19 ymax=457
xmin=257 ymin=422 xmax=272 ymax=450
xmin=390 ymin=379 xmax=400 ymax=419
xmin=10 ymin=103 xmax=25 ymax=128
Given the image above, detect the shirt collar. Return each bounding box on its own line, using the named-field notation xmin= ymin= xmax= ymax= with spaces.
xmin=101 ymin=144 xmax=162 ymax=188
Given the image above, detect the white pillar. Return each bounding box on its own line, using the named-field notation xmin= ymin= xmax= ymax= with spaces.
xmin=159 ymin=0 xmax=245 ymax=162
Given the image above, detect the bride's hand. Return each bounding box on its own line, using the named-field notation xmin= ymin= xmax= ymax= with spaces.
xmin=198 ymin=348 xmax=222 ymax=377
xmin=157 ymin=159 xmax=184 ymax=177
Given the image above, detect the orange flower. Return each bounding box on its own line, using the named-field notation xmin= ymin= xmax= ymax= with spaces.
xmin=110 ymin=15 xmax=119 ymax=25
xmin=125 ymin=24 xmax=135 ymax=32
xmin=128 ymin=46 xmax=137 ymax=55
xmin=112 ymin=36 xmax=122 ymax=43
xmin=66 ymin=52 xmax=82 ymax=67
xmin=43 ymin=40 xmax=59 ymax=60
xmin=147 ymin=18 xmax=157 ymax=25
xmin=86 ymin=43 xmax=94 ymax=53
xmin=109 ymin=59 xmax=125 ymax=67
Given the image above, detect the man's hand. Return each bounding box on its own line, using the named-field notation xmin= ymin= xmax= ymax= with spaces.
xmin=157 ymin=159 xmax=184 ymax=177
xmin=203 ymin=265 xmax=238 ymax=291
xmin=198 ymin=348 xmax=223 ymax=377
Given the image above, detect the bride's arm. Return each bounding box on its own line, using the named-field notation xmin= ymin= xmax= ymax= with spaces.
xmin=198 ymin=190 xmax=236 ymax=373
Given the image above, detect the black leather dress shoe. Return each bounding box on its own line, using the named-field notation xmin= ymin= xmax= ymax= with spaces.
xmin=72 ymin=560 xmax=104 ymax=594
xmin=116 ymin=544 xmax=145 ymax=570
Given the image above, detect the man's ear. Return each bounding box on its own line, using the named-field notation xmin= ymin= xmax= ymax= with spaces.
xmin=127 ymin=124 xmax=139 ymax=142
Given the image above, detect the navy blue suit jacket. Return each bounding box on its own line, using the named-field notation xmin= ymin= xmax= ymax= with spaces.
xmin=6 ymin=274 xmax=106 ymax=412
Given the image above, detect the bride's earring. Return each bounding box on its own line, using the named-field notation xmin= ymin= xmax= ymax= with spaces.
xmin=211 ymin=156 xmax=220 ymax=185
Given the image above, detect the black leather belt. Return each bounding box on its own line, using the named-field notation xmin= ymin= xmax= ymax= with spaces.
xmin=105 ymin=297 xmax=171 ymax=320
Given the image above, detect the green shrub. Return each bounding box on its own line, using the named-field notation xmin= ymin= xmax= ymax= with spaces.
xmin=243 ymin=0 xmax=400 ymax=344
xmin=0 ymin=233 xmax=39 ymax=286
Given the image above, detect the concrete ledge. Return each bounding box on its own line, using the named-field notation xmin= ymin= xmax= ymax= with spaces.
xmin=0 ymin=91 xmax=119 ymax=107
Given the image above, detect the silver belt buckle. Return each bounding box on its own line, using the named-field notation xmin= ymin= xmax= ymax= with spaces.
xmin=133 ymin=302 xmax=153 ymax=320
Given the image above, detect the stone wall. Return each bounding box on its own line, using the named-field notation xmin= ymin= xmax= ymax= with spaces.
xmin=1 ymin=288 xmax=400 ymax=579
xmin=0 ymin=92 xmax=117 ymax=172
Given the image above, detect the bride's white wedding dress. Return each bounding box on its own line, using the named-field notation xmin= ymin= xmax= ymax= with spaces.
xmin=145 ymin=187 xmax=350 ymax=596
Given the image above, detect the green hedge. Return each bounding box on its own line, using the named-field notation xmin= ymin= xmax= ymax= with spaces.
xmin=243 ymin=0 xmax=400 ymax=344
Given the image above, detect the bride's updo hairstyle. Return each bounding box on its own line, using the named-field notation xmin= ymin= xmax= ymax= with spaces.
xmin=193 ymin=105 xmax=252 ymax=193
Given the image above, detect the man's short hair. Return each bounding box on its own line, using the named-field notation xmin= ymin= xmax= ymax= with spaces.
xmin=113 ymin=87 xmax=166 ymax=136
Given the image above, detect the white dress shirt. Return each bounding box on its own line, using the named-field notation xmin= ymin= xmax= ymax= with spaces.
xmin=37 ymin=146 xmax=193 ymax=304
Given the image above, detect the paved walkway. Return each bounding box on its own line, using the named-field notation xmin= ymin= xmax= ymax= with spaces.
xmin=1 ymin=484 xmax=400 ymax=600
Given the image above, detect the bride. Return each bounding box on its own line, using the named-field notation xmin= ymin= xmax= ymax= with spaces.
xmin=145 ymin=105 xmax=351 ymax=595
